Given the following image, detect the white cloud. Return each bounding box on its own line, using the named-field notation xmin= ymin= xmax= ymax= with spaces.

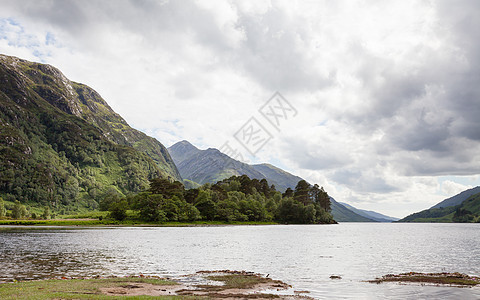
xmin=1 ymin=0 xmax=480 ymax=218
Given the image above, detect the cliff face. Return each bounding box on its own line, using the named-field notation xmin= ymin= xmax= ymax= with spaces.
xmin=0 ymin=54 xmax=180 ymax=208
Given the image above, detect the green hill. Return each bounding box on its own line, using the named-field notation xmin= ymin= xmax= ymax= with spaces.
xmin=330 ymin=198 xmax=376 ymax=222
xmin=399 ymin=189 xmax=480 ymax=223
xmin=0 ymin=54 xmax=180 ymax=212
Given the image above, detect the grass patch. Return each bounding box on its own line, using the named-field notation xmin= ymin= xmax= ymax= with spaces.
xmin=0 ymin=277 xmax=179 ymax=300
xmin=206 ymin=274 xmax=269 ymax=290
xmin=369 ymin=272 xmax=480 ymax=286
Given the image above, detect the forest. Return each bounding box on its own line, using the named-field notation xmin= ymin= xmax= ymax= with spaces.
xmin=95 ymin=175 xmax=336 ymax=224
xmin=0 ymin=175 xmax=336 ymax=224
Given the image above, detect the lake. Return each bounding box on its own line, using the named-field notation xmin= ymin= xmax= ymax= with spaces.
xmin=1 ymin=223 xmax=479 ymax=299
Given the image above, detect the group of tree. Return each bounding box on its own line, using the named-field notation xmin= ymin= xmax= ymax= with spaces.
xmin=100 ymin=175 xmax=336 ymax=224
xmin=452 ymin=208 xmax=478 ymax=223
xmin=0 ymin=196 xmax=52 ymax=220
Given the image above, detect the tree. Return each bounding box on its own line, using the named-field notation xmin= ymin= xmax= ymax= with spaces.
xmin=149 ymin=178 xmax=185 ymax=199
xmin=276 ymin=198 xmax=302 ymax=223
xmin=109 ymin=198 xmax=129 ymax=221
xmin=0 ymin=197 xmax=6 ymax=218
xmin=99 ymin=189 xmax=122 ymax=211
xmin=184 ymin=188 xmax=199 ymax=204
xmin=282 ymin=188 xmax=294 ymax=198
xmin=134 ymin=193 xmax=166 ymax=222
xmin=302 ymin=204 xmax=317 ymax=223
xmin=42 ymin=206 xmax=51 ymax=220
xmin=194 ymin=190 xmax=216 ymax=220
xmin=163 ymin=196 xmax=181 ymax=221
xmin=179 ymin=203 xmax=201 ymax=222
xmin=12 ymin=200 xmax=28 ymax=219
xmin=259 ymin=179 xmax=270 ymax=196
xmin=311 ymin=184 xmax=331 ymax=211
xmin=294 ymin=180 xmax=312 ymax=205
xmin=453 ymin=208 xmax=475 ymax=223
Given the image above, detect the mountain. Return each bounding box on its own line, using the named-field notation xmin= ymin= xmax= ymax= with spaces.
xmin=399 ymin=187 xmax=480 ymax=222
xmin=168 ymin=140 xmax=301 ymax=192
xmin=340 ymin=202 xmax=399 ymax=222
xmin=0 ymin=54 xmax=180 ymax=209
xmin=168 ymin=140 xmax=201 ymax=165
xmin=430 ymin=186 xmax=480 ymax=209
xmin=172 ymin=146 xmax=267 ymax=186
xmin=330 ymin=198 xmax=376 ymax=222
xmin=251 ymin=163 xmax=303 ymax=192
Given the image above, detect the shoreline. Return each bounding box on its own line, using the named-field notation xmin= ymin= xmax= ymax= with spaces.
xmin=0 ymin=219 xmax=340 ymax=227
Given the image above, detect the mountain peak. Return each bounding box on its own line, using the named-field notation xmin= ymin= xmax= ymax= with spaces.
xmin=168 ymin=140 xmax=201 ymax=165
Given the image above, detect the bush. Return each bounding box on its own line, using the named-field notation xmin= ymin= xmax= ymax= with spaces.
xmin=0 ymin=197 xmax=6 ymax=218
xmin=42 ymin=207 xmax=51 ymax=220
xmin=12 ymin=201 xmax=28 ymax=219
xmin=108 ymin=199 xmax=128 ymax=221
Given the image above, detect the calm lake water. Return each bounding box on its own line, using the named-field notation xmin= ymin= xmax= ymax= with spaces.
xmin=1 ymin=223 xmax=479 ymax=299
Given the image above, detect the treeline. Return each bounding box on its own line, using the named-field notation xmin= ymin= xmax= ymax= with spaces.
xmin=100 ymin=175 xmax=336 ymax=224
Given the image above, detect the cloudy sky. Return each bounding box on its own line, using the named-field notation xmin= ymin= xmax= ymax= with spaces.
xmin=1 ymin=0 xmax=480 ymax=217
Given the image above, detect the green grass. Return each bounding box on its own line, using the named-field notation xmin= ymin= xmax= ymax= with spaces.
xmin=0 ymin=277 xmax=181 ymax=300
xmin=206 ymin=274 xmax=270 ymax=290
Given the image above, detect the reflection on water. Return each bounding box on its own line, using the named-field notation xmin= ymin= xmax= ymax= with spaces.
xmin=1 ymin=223 xmax=480 ymax=299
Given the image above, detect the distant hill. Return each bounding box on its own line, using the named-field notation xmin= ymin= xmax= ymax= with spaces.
xmin=0 ymin=54 xmax=180 ymax=210
xmin=251 ymin=163 xmax=303 ymax=192
xmin=168 ymin=140 xmax=301 ymax=192
xmin=399 ymin=187 xmax=480 ymax=223
xmin=330 ymin=198 xmax=376 ymax=222
xmin=430 ymin=186 xmax=480 ymax=209
xmin=340 ymin=202 xmax=399 ymax=222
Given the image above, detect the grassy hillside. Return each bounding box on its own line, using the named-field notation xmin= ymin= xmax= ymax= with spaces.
xmin=399 ymin=192 xmax=480 ymax=223
xmin=340 ymin=202 xmax=398 ymax=222
xmin=0 ymin=54 xmax=178 ymax=212
xmin=330 ymin=198 xmax=375 ymax=222
xmin=430 ymin=186 xmax=480 ymax=209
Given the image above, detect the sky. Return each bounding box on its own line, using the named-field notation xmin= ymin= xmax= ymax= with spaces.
xmin=1 ymin=0 xmax=480 ymax=218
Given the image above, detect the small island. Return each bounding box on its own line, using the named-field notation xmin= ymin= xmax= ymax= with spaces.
xmin=368 ymin=272 xmax=480 ymax=287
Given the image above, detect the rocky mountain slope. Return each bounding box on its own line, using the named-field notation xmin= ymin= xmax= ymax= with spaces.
xmin=0 ymin=54 xmax=180 ymax=209
xmin=168 ymin=140 xmax=301 ymax=192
